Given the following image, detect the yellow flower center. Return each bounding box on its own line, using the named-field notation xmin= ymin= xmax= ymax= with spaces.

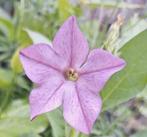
xmin=65 ymin=68 xmax=79 ymax=81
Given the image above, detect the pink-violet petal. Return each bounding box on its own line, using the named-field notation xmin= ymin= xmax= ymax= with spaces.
xmin=80 ymin=49 xmax=126 ymax=74
xmin=63 ymin=81 xmax=102 ymax=134
xmin=78 ymin=49 xmax=126 ymax=94
xmin=20 ymin=43 xmax=66 ymax=84
xmin=53 ymin=16 xmax=89 ymax=69
xmin=30 ymin=77 xmax=65 ymax=120
xmin=79 ymin=66 xmax=125 ymax=94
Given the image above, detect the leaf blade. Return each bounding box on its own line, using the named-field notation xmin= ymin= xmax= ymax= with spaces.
xmin=101 ymin=30 xmax=147 ymax=110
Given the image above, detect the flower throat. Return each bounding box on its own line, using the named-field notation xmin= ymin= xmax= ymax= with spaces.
xmin=65 ymin=68 xmax=78 ymax=81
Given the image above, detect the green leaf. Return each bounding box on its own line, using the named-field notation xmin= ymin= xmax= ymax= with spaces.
xmin=138 ymin=84 xmax=147 ymax=99
xmin=0 ymin=100 xmax=47 ymax=137
xmin=25 ymin=29 xmax=52 ymax=45
xmin=0 ymin=17 xmax=14 ymax=40
xmin=137 ymin=85 xmax=147 ymax=117
xmin=114 ymin=19 xmax=147 ymax=51
xmin=0 ymin=69 xmax=14 ymax=91
xmin=18 ymin=30 xmax=32 ymax=45
xmin=101 ymin=30 xmax=147 ymax=110
xmin=11 ymin=30 xmax=32 ymax=74
xmin=46 ymin=109 xmax=65 ymax=137
xmin=10 ymin=46 xmax=24 ymax=73
xmin=58 ymin=0 xmax=74 ymax=22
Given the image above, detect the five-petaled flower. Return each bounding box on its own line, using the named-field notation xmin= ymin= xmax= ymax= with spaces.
xmin=20 ymin=16 xmax=126 ymax=134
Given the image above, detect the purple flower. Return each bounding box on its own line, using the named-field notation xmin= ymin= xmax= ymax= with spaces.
xmin=20 ymin=16 xmax=126 ymax=134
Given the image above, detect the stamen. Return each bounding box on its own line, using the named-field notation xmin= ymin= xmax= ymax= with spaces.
xmin=65 ymin=68 xmax=79 ymax=81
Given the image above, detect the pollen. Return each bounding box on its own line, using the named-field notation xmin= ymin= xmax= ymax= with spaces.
xmin=65 ymin=68 xmax=79 ymax=81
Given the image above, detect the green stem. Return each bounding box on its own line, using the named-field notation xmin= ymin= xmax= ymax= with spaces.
xmin=65 ymin=123 xmax=89 ymax=137
xmin=80 ymin=133 xmax=89 ymax=137
xmin=71 ymin=129 xmax=82 ymax=137
xmin=70 ymin=129 xmax=89 ymax=137
xmin=70 ymin=128 xmax=76 ymax=137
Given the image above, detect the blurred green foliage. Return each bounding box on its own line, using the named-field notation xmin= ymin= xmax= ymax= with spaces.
xmin=0 ymin=0 xmax=147 ymax=137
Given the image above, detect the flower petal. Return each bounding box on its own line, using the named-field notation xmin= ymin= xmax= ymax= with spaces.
xmin=79 ymin=49 xmax=126 ymax=94
xmin=20 ymin=43 xmax=66 ymax=84
xmin=53 ymin=16 xmax=89 ymax=69
xmin=63 ymin=81 xmax=102 ymax=134
xmin=30 ymin=77 xmax=65 ymax=120
xmin=80 ymin=49 xmax=126 ymax=74
xmin=79 ymin=68 xmax=124 ymax=94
